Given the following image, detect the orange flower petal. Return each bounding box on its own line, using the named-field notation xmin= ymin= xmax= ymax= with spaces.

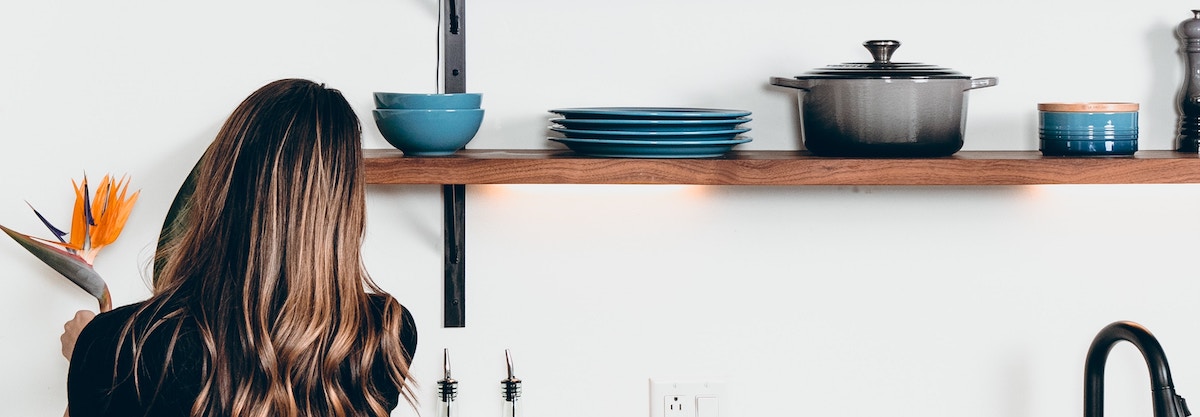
xmin=90 ymin=176 xmax=139 ymax=248
xmin=69 ymin=178 xmax=88 ymax=252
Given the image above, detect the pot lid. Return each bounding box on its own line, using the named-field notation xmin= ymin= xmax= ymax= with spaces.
xmin=1037 ymin=102 xmax=1139 ymax=112
xmin=799 ymin=40 xmax=969 ymax=79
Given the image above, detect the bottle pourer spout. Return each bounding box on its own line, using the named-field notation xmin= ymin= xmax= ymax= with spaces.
xmin=502 ymin=348 xmax=522 ymax=402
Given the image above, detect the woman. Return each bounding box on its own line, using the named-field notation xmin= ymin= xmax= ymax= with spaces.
xmin=64 ymin=79 xmax=417 ymax=417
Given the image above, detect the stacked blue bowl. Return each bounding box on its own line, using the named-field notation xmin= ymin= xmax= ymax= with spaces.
xmin=372 ymin=92 xmax=484 ymax=156
xmin=1038 ymin=102 xmax=1138 ymax=156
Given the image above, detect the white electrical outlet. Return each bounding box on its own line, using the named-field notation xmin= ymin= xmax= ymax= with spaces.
xmin=664 ymin=394 xmax=690 ymax=417
xmin=649 ymin=378 xmax=727 ymax=417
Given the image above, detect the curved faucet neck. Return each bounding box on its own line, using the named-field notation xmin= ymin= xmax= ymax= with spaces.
xmin=1084 ymin=321 xmax=1190 ymax=417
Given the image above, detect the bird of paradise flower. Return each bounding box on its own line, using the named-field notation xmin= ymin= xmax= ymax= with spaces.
xmin=1 ymin=174 xmax=139 ymax=312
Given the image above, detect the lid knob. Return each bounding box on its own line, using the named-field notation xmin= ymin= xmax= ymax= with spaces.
xmin=863 ymin=40 xmax=901 ymax=64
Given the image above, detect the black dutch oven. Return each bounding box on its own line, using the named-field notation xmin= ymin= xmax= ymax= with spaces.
xmin=770 ymin=40 xmax=998 ymax=157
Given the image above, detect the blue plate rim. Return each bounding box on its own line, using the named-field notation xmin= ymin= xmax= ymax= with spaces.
xmin=549 ymin=107 xmax=752 ymax=119
xmin=550 ymin=137 xmax=752 ymax=146
xmin=551 ymin=127 xmax=751 ymax=136
xmin=551 ymin=117 xmax=752 ymax=126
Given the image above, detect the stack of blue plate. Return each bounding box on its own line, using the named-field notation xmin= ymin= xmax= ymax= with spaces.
xmin=547 ymin=107 xmax=753 ymax=158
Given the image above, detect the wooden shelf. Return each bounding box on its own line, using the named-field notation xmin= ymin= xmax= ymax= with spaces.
xmin=364 ymin=148 xmax=1200 ymax=328
xmin=364 ymin=149 xmax=1200 ymax=186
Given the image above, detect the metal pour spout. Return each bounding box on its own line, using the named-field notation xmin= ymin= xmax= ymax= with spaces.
xmin=1084 ymin=321 xmax=1191 ymax=417
xmin=502 ymin=349 xmax=522 ymax=401
xmin=438 ymin=348 xmax=458 ymax=417
xmin=501 ymin=349 xmax=522 ymax=417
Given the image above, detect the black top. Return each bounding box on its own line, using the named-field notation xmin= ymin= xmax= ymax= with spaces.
xmin=67 ymin=295 xmax=417 ymax=417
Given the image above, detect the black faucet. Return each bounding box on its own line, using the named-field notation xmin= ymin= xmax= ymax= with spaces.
xmin=1085 ymin=321 xmax=1191 ymax=417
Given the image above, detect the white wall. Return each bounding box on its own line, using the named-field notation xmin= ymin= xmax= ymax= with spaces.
xmin=4 ymin=1 xmax=1200 ymax=416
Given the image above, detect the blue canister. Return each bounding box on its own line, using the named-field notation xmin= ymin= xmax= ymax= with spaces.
xmin=1038 ymin=102 xmax=1139 ymax=156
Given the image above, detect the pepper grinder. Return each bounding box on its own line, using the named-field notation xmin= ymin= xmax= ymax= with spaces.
xmin=1178 ymin=10 xmax=1200 ymax=151
xmin=438 ymin=349 xmax=458 ymax=417
xmin=501 ymin=349 xmax=522 ymax=417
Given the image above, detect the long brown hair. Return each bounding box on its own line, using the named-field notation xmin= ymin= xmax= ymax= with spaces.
xmin=129 ymin=78 xmax=414 ymax=416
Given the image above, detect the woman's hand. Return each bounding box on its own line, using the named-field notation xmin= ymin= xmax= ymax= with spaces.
xmin=61 ymin=310 xmax=95 ymax=360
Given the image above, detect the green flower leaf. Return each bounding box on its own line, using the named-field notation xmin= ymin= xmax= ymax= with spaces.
xmin=1 ymin=224 xmax=109 ymax=302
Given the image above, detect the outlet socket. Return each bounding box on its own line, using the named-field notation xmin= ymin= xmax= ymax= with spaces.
xmin=649 ymin=378 xmax=727 ymax=417
xmin=664 ymin=394 xmax=690 ymax=417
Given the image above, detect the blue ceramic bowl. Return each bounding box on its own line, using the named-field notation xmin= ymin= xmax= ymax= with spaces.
xmin=373 ymin=109 xmax=484 ymax=156
xmin=1038 ymin=102 xmax=1139 ymax=138
xmin=374 ymin=92 xmax=482 ymax=110
xmin=1040 ymin=139 xmax=1137 ymax=156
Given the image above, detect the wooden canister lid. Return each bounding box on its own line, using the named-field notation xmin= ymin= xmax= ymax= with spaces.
xmin=1037 ymin=102 xmax=1140 ymax=112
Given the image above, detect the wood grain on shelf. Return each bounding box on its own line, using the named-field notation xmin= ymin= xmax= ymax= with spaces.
xmin=363 ymin=149 xmax=1200 ymax=185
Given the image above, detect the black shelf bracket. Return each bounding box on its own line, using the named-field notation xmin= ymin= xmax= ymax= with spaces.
xmin=442 ymin=0 xmax=467 ymax=328
xmin=442 ymin=184 xmax=465 ymax=327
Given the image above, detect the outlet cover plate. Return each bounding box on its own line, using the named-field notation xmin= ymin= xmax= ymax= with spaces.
xmin=649 ymin=378 xmax=727 ymax=417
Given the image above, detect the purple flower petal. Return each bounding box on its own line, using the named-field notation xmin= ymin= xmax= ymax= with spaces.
xmin=83 ymin=181 xmax=96 ymax=227
xmin=26 ymin=201 xmax=67 ymax=242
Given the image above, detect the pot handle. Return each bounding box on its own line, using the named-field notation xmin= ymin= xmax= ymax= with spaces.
xmin=770 ymin=77 xmax=813 ymax=91
xmin=967 ymin=77 xmax=999 ymax=91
